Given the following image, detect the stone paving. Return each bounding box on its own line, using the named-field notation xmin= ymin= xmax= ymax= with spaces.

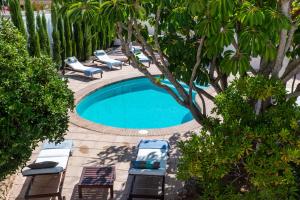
xmin=8 ymin=50 xmax=204 ymax=200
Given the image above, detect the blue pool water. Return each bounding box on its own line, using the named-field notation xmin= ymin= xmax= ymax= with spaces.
xmin=77 ymin=77 xmax=207 ymax=129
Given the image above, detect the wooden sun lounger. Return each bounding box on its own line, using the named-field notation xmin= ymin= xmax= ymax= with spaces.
xmin=128 ymin=174 xmax=165 ymax=200
xmin=25 ymin=170 xmax=66 ymax=200
xmin=127 ymin=140 xmax=169 ymax=200
xmin=22 ymin=140 xmax=73 ymax=200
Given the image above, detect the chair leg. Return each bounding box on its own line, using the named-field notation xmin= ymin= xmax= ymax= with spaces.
xmin=25 ymin=176 xmax=34 ymax=199
xmin=128 ymin=175 xmax=136 ymax=200
xmin=161 ymin=176 xmax=165 ymax=200
xmin=78 ymin=185 xmax=83 ymax=198
xmin=110 ymin=185 xmax=114 ymax=199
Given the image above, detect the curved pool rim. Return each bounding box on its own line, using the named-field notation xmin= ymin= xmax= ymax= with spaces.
xmin=70 ymin=74 xmax=202 ymax=136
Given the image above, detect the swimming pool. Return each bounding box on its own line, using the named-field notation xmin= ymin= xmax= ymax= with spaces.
xmin=76 ymin=77 xmax=207 ymax=129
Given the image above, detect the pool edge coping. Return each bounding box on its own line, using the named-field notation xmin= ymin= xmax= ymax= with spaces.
xmin=70 ymin=73 xmax=202 ymax=136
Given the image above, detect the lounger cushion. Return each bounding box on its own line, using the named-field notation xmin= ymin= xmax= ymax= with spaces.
xmin=83 ymin=67 xmax=103 ymax=76
xmin=65 ymin=58 xmax=103 ymax=77
xmin=95 ymin=50 xmax=106 ymax=56
xmin=28 ymin=161 xmax=58 ymax=169
xmin=22 ymin=156 xmax=68 ymax=176
xmin=132 ymin=161 xmax=160 ymax=169
xmin=94 ymin=50 xmax=122 ymax=69
xmin=38 ymin=149 xmax=71 ymax=158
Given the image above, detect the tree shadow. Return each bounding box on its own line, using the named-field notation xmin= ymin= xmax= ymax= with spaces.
xmin=14 ymin=132 xmax=195 ymax=200
xmin=85 ymin=145 xmax=137 ymax=167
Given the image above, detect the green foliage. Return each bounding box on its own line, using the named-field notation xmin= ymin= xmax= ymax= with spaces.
xmin=62 ymin=0 xmax=116 ymax=59
xmin=35 ymin=32 xmax=41 ymax=57
xmin=52 ymin=28 xmax=62 ymax=68
xmin=36 ymin=13 xmax=49 ymax=55
xmin=73 ymin=22 xmax=84 ymax=60
xmin=83 ymin=24 xmax=92 ymax=60
xmin=42 ymin=12 xmax=51 ymax=55
xmin=64 ymin=15 xmax=72 ymax=57
xmin=24 ymin=0 xmax=40 ymax=57
xmin=0 ymin=19 xmax=74 ymax=180
xmin=51 ymin=3 xmax=62 ymax=67
xmin=57 ymin=17 xmax=66 ymax=63
xmin=178 ymin=76 xmax=300 ymax=199
xmin=8 ymin=0 xmax=26 ymax=36
xmin=98 ymin=0 xmax=295 ymax=83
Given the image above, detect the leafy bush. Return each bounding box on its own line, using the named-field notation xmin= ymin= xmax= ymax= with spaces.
xmin=0 ymin=19 xmax=74 ymax=181
xmin=178 ymin=76 xmax=300 ymax=199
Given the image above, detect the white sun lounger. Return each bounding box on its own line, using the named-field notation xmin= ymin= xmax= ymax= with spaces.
xmin=93 ymin=50 xmax=123 ymax=70
xmin=129 ymin=45 xmax=152 ymax=67
xmin=64 ymin=57 xmax=103 ymax=78
xmin=128 ymin=139 xmax=170 ymax=200
xmin=22 ymin=140 xmax=73 ymax=199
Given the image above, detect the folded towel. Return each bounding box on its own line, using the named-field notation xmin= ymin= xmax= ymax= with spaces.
xmin=131 ymin=160 xmax=160 ymax=169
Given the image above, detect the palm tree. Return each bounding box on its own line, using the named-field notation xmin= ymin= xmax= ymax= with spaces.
xmin=62 ymin=0 xmax=125 ymax=58
xmin=62 ymin=0 xmax=100 ymax=60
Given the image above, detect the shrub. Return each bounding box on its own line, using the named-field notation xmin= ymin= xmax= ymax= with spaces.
xmin=0 ymin=19 xmax=74 ymax=181
xmin=178 ymin=76 xmax=300 ymax=199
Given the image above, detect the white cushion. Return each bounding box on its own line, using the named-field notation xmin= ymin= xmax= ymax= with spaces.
xmin=38 ymin=149 xmax=71 ymax=158
xmin=22 ymin=156 xmax=69 ymax=176
xmin=94 ymin=50 xmax=122 ymax=66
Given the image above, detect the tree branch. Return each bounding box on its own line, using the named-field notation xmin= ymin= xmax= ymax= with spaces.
xmin=131 ymin=19 xmax=190 ymax=102
xmin=287 ymin=83 xmax=300 ymax=99
xmin=193 ymin=83 xmax=215 ymax=102
xmin=284 ymin=24 xmax=297 ymax=53
xmin=272 ymin=29 xmax=288 ymax=77
xmin=281 ymin=58 xmax=300 ymax=82
xmin=291 ymin=74 xmax=296 ymax=92
xmin=272 ymin=0 xmax=292 ymax=77
xmin=153 ymin=3 xmax=168 ymax=67
xmin=189 ymin=37 xmax=205 ymax=96
xmin=116 ymin=22 xmax=187 ymax=107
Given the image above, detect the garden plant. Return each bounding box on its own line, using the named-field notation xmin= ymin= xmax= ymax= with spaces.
xmin=0 ymin=19 xmax=74 ymax=181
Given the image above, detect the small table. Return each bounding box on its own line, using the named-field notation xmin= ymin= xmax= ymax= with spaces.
xmin=78 ymin=166 xmax=116 ymax=199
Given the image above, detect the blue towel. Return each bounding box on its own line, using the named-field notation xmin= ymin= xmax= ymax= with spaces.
xmin=42 ymin=140 xmax=73 ymax=150
xmin=84 ymin=67 xmax=103 ymax=77
xmin=138 ymin=139 xmax=170 ymax=150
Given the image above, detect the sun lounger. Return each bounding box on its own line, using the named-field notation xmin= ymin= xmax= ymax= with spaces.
xmin=64 ymin=57 xmax=103 ymax=78
xmin=22 ymin=140 xmax=73 ymax=200
xmin=128 ymin=139 xmax=170 ymax=200
xmin=93 ymin=50 xmax=123 ymax=70
xmin=130 ymin=45 xmax=152 ymax=67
